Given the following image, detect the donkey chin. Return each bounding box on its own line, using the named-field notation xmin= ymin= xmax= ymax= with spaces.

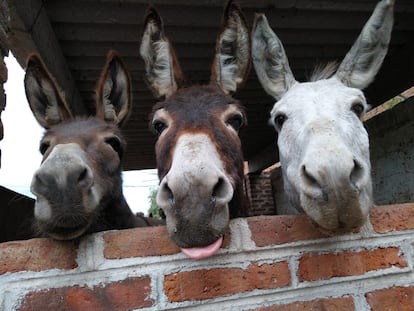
xmin=33 ymin=191 xmax=100 ymax=240
xmin=159 ymin=192 xmax=231 ymax=260
xmin=298 ymin=184 xmax=373 ymax=235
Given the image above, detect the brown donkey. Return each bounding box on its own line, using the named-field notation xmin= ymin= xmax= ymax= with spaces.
xmin=25 ymin=51 xmax=146 ymax=240
xmin=140 ymin=1 xmax=250 ymax=259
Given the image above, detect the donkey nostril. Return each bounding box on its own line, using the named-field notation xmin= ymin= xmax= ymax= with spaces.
xmin=350 ymin=159 xmax=363 ymax=188
xmin=302 ymin=165 xmax=320 ymax=188
xmin=212 ymin=178 xmax=224 ymax=198
xmin=31 ymin=172 xmax=49 ymax=195
xmin=211 ymin=177 xmax=233 ymax=206
xmin=77 ymin=167 xmax=93 ymax=188
xmin=78 ymin=168 xmax=88 ymax=182
xmin=160 ymin=182 xmax=175 ymax=207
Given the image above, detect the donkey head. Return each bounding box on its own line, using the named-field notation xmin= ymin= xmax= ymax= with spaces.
xmin=140 ymin=1 xmax=250 ymax=258
xmin=252 ymin=0 xmax=394 ymax=233
xmin=25 ymin=51 xmax=134 ymax=240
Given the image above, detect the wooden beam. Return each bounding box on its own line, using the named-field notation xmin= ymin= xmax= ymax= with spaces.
xmin=1 ymin=0 xmax=85 ymax=115
xmin=0 ymin=44 xmax=7 ymax=169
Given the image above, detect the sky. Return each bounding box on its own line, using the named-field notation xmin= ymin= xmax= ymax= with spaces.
xmin=0 ymin=53 xmax=158 ymax=215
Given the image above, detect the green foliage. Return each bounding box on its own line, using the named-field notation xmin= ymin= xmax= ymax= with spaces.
xmin=147 ymin=187 xmax=162 ymax=219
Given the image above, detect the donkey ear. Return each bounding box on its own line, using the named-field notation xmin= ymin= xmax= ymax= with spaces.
xmin=252 ymin=14 xmax=296 ymax=100
xmin=95 ymin=50 xmax=132 ymax=127
xmin=335 ymin=0 xmax=395 ymax=89
xmin=211 ymin=0 xmax=250 ymax=94
xmin=24 ymin=54 xmax=72 ymax=129
xmin=139 ymin=7 xmax=184 ymax=99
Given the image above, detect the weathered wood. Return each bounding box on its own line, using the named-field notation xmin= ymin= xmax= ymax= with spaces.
xmin=3 ymin=0 xmax=85 ymax=115
xmin=0 ymin=46 xmax=7 ymax=168
xmin=2 ymin=0 xmax=414 ymax=172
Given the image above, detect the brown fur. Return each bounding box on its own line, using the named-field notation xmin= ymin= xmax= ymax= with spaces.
xmin=151 ymin=85 xmax=247 ymax=218
xmin=25 ymin=51 xmax=152 ymax=240
xmin=141 ymin=1 xmax=250 ymax=249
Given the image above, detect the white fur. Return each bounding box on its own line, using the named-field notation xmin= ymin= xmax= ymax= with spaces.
xmin=271 ymin=78 xmax=372 ymax=230
xmin=101 ymin=62 xmax=130 ymax=124
xmin=214 ymin=12 xmax=250 ymax=94
xmin=140 ymin=20 xmax=178 ymax=98
xmin=252 ymin=0 xmax=394 ymax=232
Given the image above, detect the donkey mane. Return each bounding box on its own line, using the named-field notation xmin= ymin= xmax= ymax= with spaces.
xmin=308 ymin=62 xmax=338 ymax=82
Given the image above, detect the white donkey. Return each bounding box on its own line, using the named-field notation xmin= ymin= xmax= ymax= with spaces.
xmin=252 ymin=0 xmax=395 ymax=233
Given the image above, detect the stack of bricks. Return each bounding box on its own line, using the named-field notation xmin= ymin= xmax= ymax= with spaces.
xmin=1 ymin=203 xmax=414 ymax=310
xmin=245 ymin=172 xmax=276 ymax=216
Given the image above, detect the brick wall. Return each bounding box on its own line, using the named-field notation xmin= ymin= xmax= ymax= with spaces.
xmin=245 ymin=172 xmax=276 ymax=216
xmin=1 ymin=203 xmax=414 ymax=310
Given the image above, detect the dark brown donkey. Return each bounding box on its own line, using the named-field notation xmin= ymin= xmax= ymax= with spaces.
xmin=140 ymin=1 xmax=250 ymax=259
xmin=25 ymin=51 xmax=146 ymax=240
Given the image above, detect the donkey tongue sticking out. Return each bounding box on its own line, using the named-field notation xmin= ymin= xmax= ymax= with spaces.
xmin=252 ymin=0 xmax=395 ymax=233
xmin=140 ymin=0 xmax=250 ymax=259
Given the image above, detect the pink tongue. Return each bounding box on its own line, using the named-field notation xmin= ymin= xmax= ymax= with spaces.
xmin=180 ymin=237 xmax=223 ymax=260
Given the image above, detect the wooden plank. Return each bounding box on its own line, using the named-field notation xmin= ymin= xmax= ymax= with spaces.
xmin=52 ymin=22 xmax=411 ymax=46
xmin=3 ymin=0 xmax=85 ymax=115
xmin=58 ymin=0 xmax=414 ymax=13
xmin=45 ymin=2 xmax=402 ymax=31
xmin=364 ymin=86 xmax=414 ymax=122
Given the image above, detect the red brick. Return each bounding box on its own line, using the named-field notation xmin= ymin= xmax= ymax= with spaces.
xmin=298 ymin=247 xmax=407 ymax=282
xmin=366 ymin=286 xmax=414 ymax=311
xmin=248 ymin=215 xmax=327 ymax=247
xmin=248 ymin=296 xmax=354 ymax=311
xmin=104 ymin=226 xmax=180 ymax=258
xmin=164 ymin=261 xmax=290 ymax=302
xmin=370 ymin=203 xmax=414 ymax=233
xmin=17 ymin=277 xmax=153 ymax=311
xmin=104 ymin=226 xmax=230 ymax=259
xmin=0 ymin=238 xmax=78 ymax=275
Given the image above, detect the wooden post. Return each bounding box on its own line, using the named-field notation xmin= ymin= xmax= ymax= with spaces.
xmin=0 ymin=46 xmax=8 ymax=168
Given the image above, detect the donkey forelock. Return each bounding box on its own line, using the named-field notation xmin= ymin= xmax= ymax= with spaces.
xmin=308 ymin=62 xmax=338 ymax=82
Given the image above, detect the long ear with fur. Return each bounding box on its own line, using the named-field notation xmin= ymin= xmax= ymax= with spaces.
xmin=24 ymin=54 xmax=72 ymax=129
xmin=139 ymin=7 xmax=184 ymax=99
xmin=211 ymin=0 xmax=250 ymax=94
xmin=95 ymin=50 xmax=132 ymax=127
xmin=251 ymin=14 xmax=296 ymax=100
xmin=335 ymin=0 xmax=395 ymax=89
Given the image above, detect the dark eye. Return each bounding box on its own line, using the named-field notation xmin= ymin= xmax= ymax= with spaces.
xmin=227 ymin=114 xmax=244 ymax=132
xmin=273 ymin=114 xmax=287 ymax=130
xmin=152 ymin=120 xmax=167 ymax=135
xmin=351 ymin=102 xmax=365 ymax=117
xmin=105 ymin=136 xmax=124 ymax=158
xmin=39 ymin=142 xmax=50 ymax=155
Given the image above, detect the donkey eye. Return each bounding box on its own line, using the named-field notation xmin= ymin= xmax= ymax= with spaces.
xmin=105 ymin=136 xmax=124 ymax=158
xmin=152 ymin=120 xmax=167 ymax=135
xmin=273 ymin=114 xmax=287 ymax=130
xmin=227 ymin=114 xmax=244 ymax=132
xmin=351 ymin=102 xmax=365 ymax=117
xmin=39 ymin=142 xmax=50 ymax=155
